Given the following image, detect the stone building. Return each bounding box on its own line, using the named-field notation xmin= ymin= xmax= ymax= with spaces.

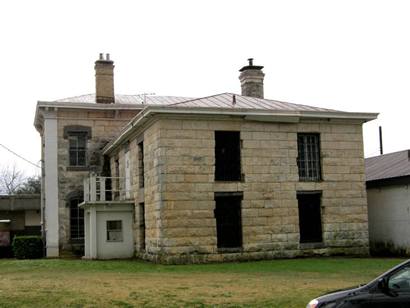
xmin=34 ymin=55 xmax=377 ymax=262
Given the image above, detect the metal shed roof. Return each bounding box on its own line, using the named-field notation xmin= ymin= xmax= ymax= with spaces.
xmin=365 ymin=150 xmax=410 ymax=182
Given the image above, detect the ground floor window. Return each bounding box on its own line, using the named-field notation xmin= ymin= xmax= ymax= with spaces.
xmin=297 ymin=192 xmax=322 ymax=243
xmin=106 ymin=220 xmax=123 ymax=242
xmin=69 ymin=197 xmax=84 ymax=240
xmin=214 ymin=192 xmax=243 ymax=249
xmin=139 ymin=203 xmax=146 ymax=251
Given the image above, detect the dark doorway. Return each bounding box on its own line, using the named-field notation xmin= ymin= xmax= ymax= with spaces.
xmin=297 ymin=192 xmax=322 ymax=243
xmin=214 ymin=193 xmax=243 ymax=249
xmin=215 ymin=131 xmax=241 ymax=181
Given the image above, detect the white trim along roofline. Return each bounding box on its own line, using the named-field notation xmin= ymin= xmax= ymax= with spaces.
xmin=102 ymin=105 xmax=378 ymax=155
xmin=36 ymin=100 xmax=145 ymax=110
xmin=34 ymin=101 xmax=145 ymax=130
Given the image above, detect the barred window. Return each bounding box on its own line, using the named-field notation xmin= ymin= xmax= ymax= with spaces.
xmin=297 ymin=133 xmax=321 ymax=181
xmin=70 ymin=197 xmax=84 ymax=240
xmin=68 ymin=133 xmax=87 ymax=166
xmin=107 ymin=220 xmax=123 ymax=242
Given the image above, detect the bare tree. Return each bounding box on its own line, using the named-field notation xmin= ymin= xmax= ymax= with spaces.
xmin=0 ymin=165 xmax=25 ymax=195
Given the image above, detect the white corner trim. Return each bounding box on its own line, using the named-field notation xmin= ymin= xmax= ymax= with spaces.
xmin=44 ymin=114 xmax=59 ymax=257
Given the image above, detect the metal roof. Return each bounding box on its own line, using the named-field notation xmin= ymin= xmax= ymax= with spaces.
xmin=167 ymin=93 xmax=338 ymax=112
xmin=55 ymin=94 xmax=194 ymax=105
xmin=53 ymin=92 xmax=342 ymax=113
xmin=365 ymin=150 xmax=410 ymax=182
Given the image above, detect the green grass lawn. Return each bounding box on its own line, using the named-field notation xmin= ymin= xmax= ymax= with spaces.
xmin=0 ymin=257 xmax=405 ymax=307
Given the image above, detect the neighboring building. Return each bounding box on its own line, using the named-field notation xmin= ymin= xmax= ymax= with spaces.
xmin=366 ymin=150 xmax=410 ymax=256
xmin=35 ymin=55 xmax=377 ymax=262
xmin=0 ymin=194 xmax=41 ymax=256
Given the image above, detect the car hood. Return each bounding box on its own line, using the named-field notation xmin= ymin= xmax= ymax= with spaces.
xmin=316 ymin=285 xmax=366 ymax=304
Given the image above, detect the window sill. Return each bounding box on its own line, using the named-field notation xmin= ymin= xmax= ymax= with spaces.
xmin=299 ymin=242 xmax=324 ymax=249
xmin=298 ymin=179 xmax=322 ymax=182
xmin=67 ymin=166 xmax=90 ymax=172
xmin=217 ymin=247 xmax=243 ymax=253
xmin=214 ymin=180 xmax=244 ymax=183
xmin=70 ymin=238 xmax=85 ymax=244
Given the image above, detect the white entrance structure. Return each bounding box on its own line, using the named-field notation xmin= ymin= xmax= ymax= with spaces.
xmin=81 ymin=175 xmax=134 ymax=259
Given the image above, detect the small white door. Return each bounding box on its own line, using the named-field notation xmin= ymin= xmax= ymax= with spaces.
xmin=125 ymin=151 xmax=131 ymax=199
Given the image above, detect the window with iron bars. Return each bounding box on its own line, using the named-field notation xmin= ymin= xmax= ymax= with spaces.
xmin=297 ymin=133 xmax=321 ymax=181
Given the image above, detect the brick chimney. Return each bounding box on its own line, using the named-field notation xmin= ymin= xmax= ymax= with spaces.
xmin=95 ymin=53 xmax=115 ymax=104
xmin=239 ymin=58 xmax=265 ymax=99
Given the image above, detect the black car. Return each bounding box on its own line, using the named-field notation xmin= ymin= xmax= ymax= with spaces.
xmin=307 ymin=259 xmax=410 ymax=308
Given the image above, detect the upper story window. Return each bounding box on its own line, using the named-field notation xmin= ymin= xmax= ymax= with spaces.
xmin=297 ymin=133 xmax=321 ymax=181
xmin=138 ymin=141 xmax=144 ymax=188
xmin=69 ymin=133 xmax=87 ymax=166
xmin=64 ymin=126 xmax=91 ymax=168
xmin=215 ymin=131 xmax=241 ymax=181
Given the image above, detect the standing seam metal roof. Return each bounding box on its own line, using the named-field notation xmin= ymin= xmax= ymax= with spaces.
xmin=55 ymin=94 xmax=194 ymax=105
xmin=54 ymin=92 xmax=340 ymax=112
xmin=166 ymin=93 xmax=339 ymax=112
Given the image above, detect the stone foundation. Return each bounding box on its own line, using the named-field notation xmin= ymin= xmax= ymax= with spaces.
xmin=137 ymin=246 xmax=369 ymax=265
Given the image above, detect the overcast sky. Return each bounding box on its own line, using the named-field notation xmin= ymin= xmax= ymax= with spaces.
xmin=1 ymin=0 xmax=409 ymax=176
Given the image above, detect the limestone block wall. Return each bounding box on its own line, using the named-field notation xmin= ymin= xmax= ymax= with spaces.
xmin=155 ymin=118 xmax=216 ymax=259
xmin=143 ymin=117 xmax=368 ymax=262
xmin=110 ymin=115 xmax=368 ymax=263
xmin=141 ymin=122 xmax=164 ymax=255
xmin=109 ymin=121 xmax=164 ymax=256
xmin=56 ymin=108 xmax=139 ymax=250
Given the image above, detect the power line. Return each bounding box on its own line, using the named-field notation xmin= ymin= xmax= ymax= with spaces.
xmin=0 ymin=143 xmax=41 ymax=168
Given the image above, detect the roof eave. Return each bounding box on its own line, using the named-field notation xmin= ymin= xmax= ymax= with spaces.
xmin=36 ymin=100 xmax=145 ymax=110
xmin=34 ymin=100 xmax=145 ymax=132
xmin=366 ymin=175 xmax=410 ymax=188
xmin=130 ymin=105 xmax=378 ymax=120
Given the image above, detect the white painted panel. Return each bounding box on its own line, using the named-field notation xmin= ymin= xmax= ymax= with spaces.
xmin=84 ymin=211 xmax=91 ymax=258
xmin=368 ymin=185 xmax=410 ymax=248
xmin=96 ymin=211 xmax=134 ymax=259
